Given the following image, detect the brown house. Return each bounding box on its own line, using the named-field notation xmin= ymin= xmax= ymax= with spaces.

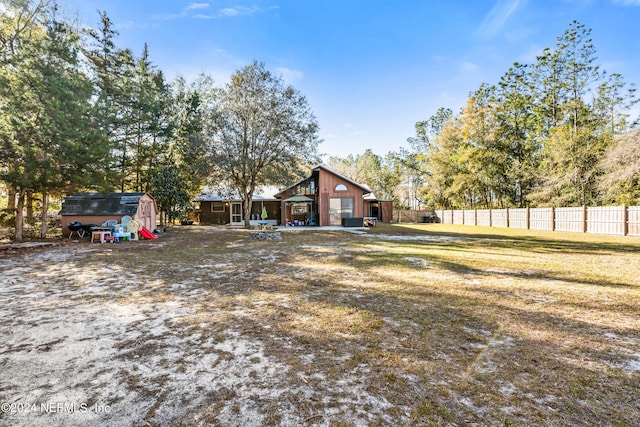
xmin=195 ymin=166 xmax=391 ymax=227
xmin=195 ymin=187 xmax=281 ymax=226
xmin=276 ymin=165 xmax=373 ymax=226
xmin=59 ymin=192 xmax=157 ymax=236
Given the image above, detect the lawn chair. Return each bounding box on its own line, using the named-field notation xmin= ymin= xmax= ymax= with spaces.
xmin=121 ymin=215 xmax=132 ymax=227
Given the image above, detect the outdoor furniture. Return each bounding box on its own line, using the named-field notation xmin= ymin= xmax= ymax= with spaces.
xmin=257 ymin=221 xmax=272 ymax=230
xmin=121 ymin=215 xmax=132 ymax=227
xmin=364 ymin=217 xmax=377 ymax=227
xmin=112 ymin=231 xmax=131 ymax=242
xmin=68 ymin=222 xmax=97 ymax=238
xmin=342 ymin=217 xmax=364 ymax=227
xmin=91 ymin=228 xmax=113 ymax=243
xmin=102 ymin=219 xmax=118 ymax=229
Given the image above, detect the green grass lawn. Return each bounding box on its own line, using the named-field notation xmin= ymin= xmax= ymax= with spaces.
xmin=345 ymin=224 xmax=640 ymax=424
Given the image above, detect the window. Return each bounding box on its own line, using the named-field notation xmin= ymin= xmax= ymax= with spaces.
xmin=212 ymin=202 xmax=225 ymax=212
xmin=292 ymin=204 xmax=308 ymax=215
xmin=329 ymin=197 xmax=354 ymax=225
xmin=335 ymin=184 xmax=348 ymax=191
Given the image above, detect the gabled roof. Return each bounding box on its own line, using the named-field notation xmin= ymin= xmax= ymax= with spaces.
xmin=59 ymin=192 xmax=149 ymax=216
xmin=312 ymin=164 xmax=372 ymax=193
xmin=275 ymin=164 xmax=372 ymax=198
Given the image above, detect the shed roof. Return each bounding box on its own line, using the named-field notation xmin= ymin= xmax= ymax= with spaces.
xmin=59 ymin=192 xmax=147 ymax=216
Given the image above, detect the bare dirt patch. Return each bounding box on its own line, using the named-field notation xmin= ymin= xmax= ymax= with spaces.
xmin=0 ymin=224 xmax=639 ymax=426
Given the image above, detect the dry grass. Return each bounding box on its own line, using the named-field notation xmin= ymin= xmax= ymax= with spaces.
xmin=1 ymin=223 xmax=639 ymax=426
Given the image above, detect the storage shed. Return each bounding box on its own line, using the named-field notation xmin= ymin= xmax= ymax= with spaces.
xmin=60 ymin=192 xmax=157 ymax=236
xmin=364 ymin=193 xmax=394 ymax=223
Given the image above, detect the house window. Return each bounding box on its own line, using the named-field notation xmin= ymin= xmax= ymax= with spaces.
xmin=211 ymin=202 xmax=225 ymax=212
xmin=292 ymin=204 xmax=308 ymax=215
xmin=335 ymin=184 xmax=348 ymax=191
xmin=329 ymin=197 xmax=354 ymax=225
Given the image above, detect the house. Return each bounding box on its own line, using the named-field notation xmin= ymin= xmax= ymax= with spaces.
xmin=194 ymin=165 xmax=392 ymax=227
xmin=59 ymin=192 xmax=157 ymax=236
xmin=195 ymin=186 xmax=281 ymax=226
xmin=275 ymin=165 xmax=373 ymax=227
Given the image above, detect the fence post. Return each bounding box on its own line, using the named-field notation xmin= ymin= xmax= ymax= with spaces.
xmin=583 ymin=205 xmax=588 ymax=233
xmin=623 ymin=205 xmax=628 ymax=236
xmin=551 ymin=206 xmax=555 ymax=231
xmin=526 ymin=207 xmax=530 ymax=231
xmin=489 ymin=208 xmax=492 ymax=227
xmin=474 ymin=209 xmax=478 ymax=226
xmin=506 ymin=207 xmax=510 ymax=229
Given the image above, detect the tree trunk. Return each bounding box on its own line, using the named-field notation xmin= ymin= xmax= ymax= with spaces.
xmin=40 ymin=192 xmax=48 ymax=239
xmin=243 ymin=196 xmax=253 ymax=229
xmin=26 ymin=189 xmax=34 ymax=223
xmin=7 ymin=187 xmax=16 ymax=210
xmin=14 ymin=189 xmax=25 ymax=242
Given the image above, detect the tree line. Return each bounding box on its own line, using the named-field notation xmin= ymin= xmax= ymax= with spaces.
xmin=328 ymin=21 xmax=639 ymax=211
xmin=0 ymin=0 xmax=319 ymax=240
xmin=3 ymin=3 xmax=636 ymax=240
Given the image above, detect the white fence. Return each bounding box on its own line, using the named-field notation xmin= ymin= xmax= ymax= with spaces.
xmin=435 ymin=206 xmax=640 ymax=237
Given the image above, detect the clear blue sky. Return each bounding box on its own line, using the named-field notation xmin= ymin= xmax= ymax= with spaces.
xmin=59 ymin=0 xmax=640 ymax=159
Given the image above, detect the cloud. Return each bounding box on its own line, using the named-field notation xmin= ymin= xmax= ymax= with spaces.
xmin=194 ymin=5 xmax=261 ymax=19
xmin=462 ymin=62 xmax=479 ymax=72
xmin=183 ymin=3 xmax=210 ymax=12
xmin=476 ymin=0 xmax=525 ymax=38
xmin=186 ymin=2 xmax=210 ymax=10
xmin=157 ymin=3 xmax=262 ymax=21
xmin=276 ymin=67 xmax=304 ymax=84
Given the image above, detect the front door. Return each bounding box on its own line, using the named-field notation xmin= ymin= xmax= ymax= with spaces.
xmin=230 ymin=202 xmax=243 ymax=224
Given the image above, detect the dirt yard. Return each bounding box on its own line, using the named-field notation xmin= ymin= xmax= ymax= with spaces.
xmin=0 ymin=224 xmax=638 ymax=426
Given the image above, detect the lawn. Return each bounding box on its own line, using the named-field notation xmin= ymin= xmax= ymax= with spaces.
xmin=0 ymin=224 xmax=638 ymax=426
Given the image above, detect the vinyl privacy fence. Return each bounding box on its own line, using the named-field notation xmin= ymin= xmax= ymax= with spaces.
xmin=435 ymin=206 xmax=640 ymax=237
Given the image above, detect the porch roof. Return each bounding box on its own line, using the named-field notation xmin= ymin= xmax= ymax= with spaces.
xmin=194 ymin=185 xmax=281 ymax=202
xmin=284 ymin=194 xmax=314 ymax=203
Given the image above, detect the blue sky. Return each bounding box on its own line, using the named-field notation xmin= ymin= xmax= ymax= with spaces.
xmin=59 ymin=0 xmax=640 ymax=158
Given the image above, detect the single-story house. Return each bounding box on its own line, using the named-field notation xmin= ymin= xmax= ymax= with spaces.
xmin=275 ymin=165 xmax=373 ymax=227
xmin=195 ymin=186 xmax=281 ymax=226
xmin=59 ymin=192 xmax=157 ymax=236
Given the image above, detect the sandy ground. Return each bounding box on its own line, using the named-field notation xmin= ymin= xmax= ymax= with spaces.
xmin=0 ymin=228 xmax=415 ymax=427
